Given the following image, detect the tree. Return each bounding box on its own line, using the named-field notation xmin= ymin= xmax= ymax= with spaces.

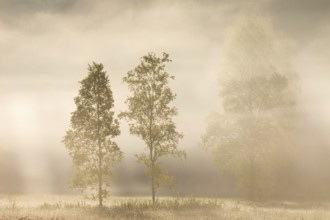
xmin=120 ymin=52 xmax=185 ymax=204
xmin=202 ymin=11 xmax=297 ymax=200
xmin=63 ymin=62 xmax=122 ymax=208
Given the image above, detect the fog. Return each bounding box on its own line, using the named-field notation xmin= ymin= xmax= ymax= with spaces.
xmin=0 ymin=0 xmax=330 ymax=198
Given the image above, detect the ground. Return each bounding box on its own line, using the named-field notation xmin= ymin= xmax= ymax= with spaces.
xmin=0 ymin=195 xmax=330 ymax=220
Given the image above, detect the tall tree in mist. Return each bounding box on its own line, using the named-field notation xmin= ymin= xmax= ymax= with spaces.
xmin=202 ymin=12 xmax=297 ymax=200
xmin=63 ymin=63 xmax=122 ymax=208
xmin=120 ymin=52 xmax=185 ymax=204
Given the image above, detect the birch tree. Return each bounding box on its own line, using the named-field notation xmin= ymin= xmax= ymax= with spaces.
xmin=63 ymin=62 xmax=122 ymax=208
xmin=120 ymin=52 xmax=185 ymax=204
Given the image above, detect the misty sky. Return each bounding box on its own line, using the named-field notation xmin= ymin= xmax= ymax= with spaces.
xmin=0 ymin=0 xmax=330 ymax=194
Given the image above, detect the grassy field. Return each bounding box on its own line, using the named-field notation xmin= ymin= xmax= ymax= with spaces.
xmin=1 ymin=195 xmax=330 ymax=220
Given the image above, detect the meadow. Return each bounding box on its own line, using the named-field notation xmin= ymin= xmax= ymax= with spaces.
xmin=1 ymin=195 xmax=330 ymax=220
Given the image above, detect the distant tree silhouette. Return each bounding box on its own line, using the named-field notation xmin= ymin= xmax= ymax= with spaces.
xmin=202 ymin=11 xmax=297 ymax=200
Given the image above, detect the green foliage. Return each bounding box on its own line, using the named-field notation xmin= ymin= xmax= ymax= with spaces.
xmin=63 ymin=62 xmax=123 ymax=207
xmin=120 ymin=52 xmax=186 ymax=203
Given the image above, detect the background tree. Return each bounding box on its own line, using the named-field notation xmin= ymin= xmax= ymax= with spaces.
xmin=120 ymin=52 xmax=186 ymax=204
xmin=63 ymin=62 xmax=122 ymax=208
xmin=202 ymin=11 xmax=297 ymax=200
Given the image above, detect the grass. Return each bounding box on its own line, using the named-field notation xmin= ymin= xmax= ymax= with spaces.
xmin=1 ymin=195 xmax=330 ymax=219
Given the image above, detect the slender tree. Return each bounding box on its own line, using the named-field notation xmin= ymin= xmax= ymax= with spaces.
xmin=120 ymin=52 xmax=185 ymax=204
xmin=63 ymin=62 xmax=122 ymax=208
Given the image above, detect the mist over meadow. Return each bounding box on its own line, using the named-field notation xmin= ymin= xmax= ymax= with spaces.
xmin=0 ymin=0 xmax=330 ymax=201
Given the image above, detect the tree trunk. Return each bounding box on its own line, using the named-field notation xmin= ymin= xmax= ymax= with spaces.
xmin=151 ymin=164 xmax=156 ymax=204
xmin=150 ymin=148 xmax=156 ymax=204
xmin=96 ymin=86 xmax=103 ymax=209
xmin=98 ymin=139 xmax=103 ymax=208
xmin=148 ymin=88 xmax=156 ymax=205
xmin=249 ymin=153 xmax=256 ymax=201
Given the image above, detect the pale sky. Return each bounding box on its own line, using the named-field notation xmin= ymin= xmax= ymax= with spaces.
xmin=0 ymin=0 xmax=330 ymax=194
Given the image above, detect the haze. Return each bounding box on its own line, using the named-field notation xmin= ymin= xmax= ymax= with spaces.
xmin=0 ymin=0 xmax=330 ymax=197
